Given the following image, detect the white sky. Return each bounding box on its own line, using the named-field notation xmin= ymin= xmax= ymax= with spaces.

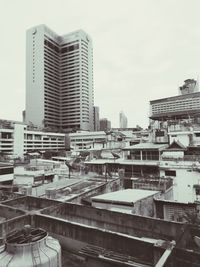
xmin=1 ymin=0 xmax=200 ymax=128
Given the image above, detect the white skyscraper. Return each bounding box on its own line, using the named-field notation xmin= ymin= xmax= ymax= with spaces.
xmin=25 ymin=25 xmax=94 ymax=131
xmin=119 ymin=111 xmax=128 ymax=128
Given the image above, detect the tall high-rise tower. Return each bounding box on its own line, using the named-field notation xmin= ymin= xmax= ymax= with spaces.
xmin=25 ymin=25 xmax=94 ymax=131
xmin=119 ymin=111 xmax=128 ymax=128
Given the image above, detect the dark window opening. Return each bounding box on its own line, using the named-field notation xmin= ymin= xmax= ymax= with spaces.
xmin=165 ymin=170 xmax=176 ymax=177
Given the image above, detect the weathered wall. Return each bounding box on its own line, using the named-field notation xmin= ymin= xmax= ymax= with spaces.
xmin=41 ymin=202 xmax=186 ymax=241
xmin=172 ymin=248 xmax=200 ymax=266
xmin=70 ymin=178 xmax=121 ymax=204
xmin=33 ymin=214 xmax=156 ymax=265
xmin=133 ymin=193 xmax=160 ymax=217
xmin=2 ymin=196 xmax=61 ymax=211
xmin=0 ymin=204 xmax=26 ymax=220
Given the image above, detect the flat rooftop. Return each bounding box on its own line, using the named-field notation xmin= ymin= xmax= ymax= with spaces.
xmin=92 ymin=189 xmax=159 ymax=205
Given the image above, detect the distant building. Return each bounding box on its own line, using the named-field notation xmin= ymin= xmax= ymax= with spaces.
xmin=150 ymin=79 xmax=200 ymax=122
xmin=99 ymin=118 xmax=111 ymax=131
xmin=69 ymin=131 xmax=107 ymax=150
xmin=93 ymin=106 xmax=100 ymax=131
xmin=119 ymin=111 xmax=128 ymax=128
xmin=0 ymin=119 xmax=66 ymax=158
xmin=179 ymin=79 xmax=198 ymax=95
xmin=149 ymin=78 xmax=200 ymax=144
xmin=25 ymin=24 xmax=94 ymax=132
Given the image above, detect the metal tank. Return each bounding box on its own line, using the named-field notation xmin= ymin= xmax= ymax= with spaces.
xmin=45 ymin=187 xmax=57 ymax=199
xmin=0 ymin=225 xmax=61 ymax=267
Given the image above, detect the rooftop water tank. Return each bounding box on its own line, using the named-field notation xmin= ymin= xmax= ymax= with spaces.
xmin=45 ymin=187 xmax=57 ymax=199
xmin=0 ymin=225 xmax=61 ymax=267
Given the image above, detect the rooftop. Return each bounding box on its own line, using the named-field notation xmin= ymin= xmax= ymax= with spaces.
xmin=92 ymin=189 xmax=159 ymax=205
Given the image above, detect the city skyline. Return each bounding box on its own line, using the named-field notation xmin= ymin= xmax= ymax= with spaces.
xmin=1 ymin=0 xmax=200 ymax=128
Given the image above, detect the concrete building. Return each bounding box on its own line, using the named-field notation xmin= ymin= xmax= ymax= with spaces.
xmin=93 ymin=106 xmax=100 ymax=131
xmin=69 ymin=131 xmax=107 ymax=150
xmin=69 ymin=130 xmax=134 ymax=151
xmin=91 ymin=189 xmax=159 ymax=216
xmin=150 ymin=91 xmax=200 ymax=122
xmin=0 ymin=119 xmax=66 ymax=158
xmin=99 ymin=118 xmax=111 ymax=131
xmin=179 ymin=78 xmax=198 ymax=95
xmin=25 ymin=24 xmax=94 ymax=132
xmin=149 ymin=78 xmax=200 ymax=146
xmin=119 ymin=111 xmax=128 ymax=128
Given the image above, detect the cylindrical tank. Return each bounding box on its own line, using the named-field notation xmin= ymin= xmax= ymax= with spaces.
xmin=0 ymin=226 xmax=61 ymax=267
xmin=45 ymin=188 xmax=57 ymax=199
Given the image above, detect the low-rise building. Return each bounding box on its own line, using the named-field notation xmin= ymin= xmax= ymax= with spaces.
xmin=0 ymin=119 xmax=67 ymax=158
xmin=91 ymin=188 xmax=159 ymax=216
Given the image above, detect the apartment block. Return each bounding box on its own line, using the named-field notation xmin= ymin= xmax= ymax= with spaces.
xmin=0 ymin=120 xmax=66 ymax=158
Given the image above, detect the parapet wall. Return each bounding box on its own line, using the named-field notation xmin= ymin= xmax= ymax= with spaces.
xmin=2 ymin=196 xmax=61 ymax=211
xmin=42 ymin=202 xmax=186 ymax=241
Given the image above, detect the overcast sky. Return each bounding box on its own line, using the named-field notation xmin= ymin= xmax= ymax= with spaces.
xmin=1 ymin=0 xmax=200 ymax=128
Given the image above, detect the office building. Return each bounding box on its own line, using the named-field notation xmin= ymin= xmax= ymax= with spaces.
xmin=93 ymin=106 xmax=100 ymax=131
xmin=25 ymin=24 xmax=94 ymax=132
xmin=119 ymin=111 xmax=128 ymax=128
xmin=0 ymin=119 xmax=66 ymax=158
xmin=149 ymin=78 xmax=200 ymax=144
xmin=99 ymin=118 xmax=111 ymax=131
xmin=150 ymin=79 xmax=200 ymax=121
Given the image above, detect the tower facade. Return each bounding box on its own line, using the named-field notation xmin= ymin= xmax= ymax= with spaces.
xmin=100 ymin=118 xmax=111 ymax=131
xmin=25 ymin=25 xmax=94 ymax=131
xmin=119 ymin=111 xmax=128 ymax=128
xmin=93 ymin=106 xmax=100 ymax=131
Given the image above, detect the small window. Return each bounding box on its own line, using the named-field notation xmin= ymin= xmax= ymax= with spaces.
xmin=196 ymin=189 xmax=200 ymax=195
xmin=165 ymin=170 xmax=176 ymax=177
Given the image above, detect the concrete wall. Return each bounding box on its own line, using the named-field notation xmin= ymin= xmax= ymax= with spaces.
xmin=0 ymin=204 xmax=26 ymax=220
xmin=133 ymin=193 xmax=159 ymax=217
xmin=2 ymin=196 xmax=61 ymax=211
xmin=33 ymin=214 xmax=156 ymax=265
xmin=172 ymin=247 xmax=200 ymax=266
xmin=92 ymin=201 xmax=133 ymax=214
xmin=13 ymin=124 xmax=25 ymax=158
xmin=41 ymin=202 xmax=186 ymax=241
xmin=0 ymin=214 xmax=31 ymax=242
xmin=70 ymin=178 xmax=121 ymax=204
xmin=160 ymin=167 xmax=200 ymax=202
